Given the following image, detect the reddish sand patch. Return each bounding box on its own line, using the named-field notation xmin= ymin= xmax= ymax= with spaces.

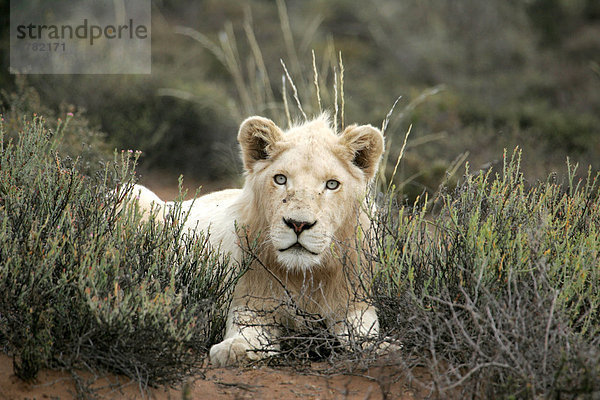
xmin=0 ymin=354 xmax=430 ymax=399
xmin=137 ymin=170 xmax=235 ymax=201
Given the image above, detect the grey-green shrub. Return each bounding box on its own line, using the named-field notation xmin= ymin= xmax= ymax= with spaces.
xmin=0 ymin=111 xmax=244 ymax=387
xmin=371 ymin=150 xmax=600 ymax=398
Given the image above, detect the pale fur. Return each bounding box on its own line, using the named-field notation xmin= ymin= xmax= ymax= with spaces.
xmin=130 ymin=115 xmax=384 ymax=367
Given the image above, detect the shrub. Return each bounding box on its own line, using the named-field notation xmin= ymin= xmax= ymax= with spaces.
xmin=370 ymin=149 xmax=600 ymax=398
xmin=0 ymin=110 xmax=245 ymax=389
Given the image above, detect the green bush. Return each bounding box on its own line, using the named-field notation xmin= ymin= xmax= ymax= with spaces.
xmin=0 ymin=110 xmax=244 ymax=388
xmin=371 ymin=150 xmax=600 ymax=398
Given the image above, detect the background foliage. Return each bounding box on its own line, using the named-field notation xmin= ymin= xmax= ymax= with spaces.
xmin=1 ymin=0 xmax=599 ymax=196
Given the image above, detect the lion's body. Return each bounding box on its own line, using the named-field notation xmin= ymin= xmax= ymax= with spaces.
xmin=181 ymin=189 xmax=242 ymax=253
xmin=132 ymin=115 xmax=384 ymax=366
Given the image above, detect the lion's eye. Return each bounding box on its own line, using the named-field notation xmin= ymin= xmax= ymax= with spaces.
xmin=326 ymin=179 xmax=340 ymax=190
xmin=274 ymin=174 xmax=287 ymax=185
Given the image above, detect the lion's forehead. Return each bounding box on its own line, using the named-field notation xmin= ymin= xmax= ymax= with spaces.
xmin=254 ymin=122 xmax=365 ymax=190
xmin=274 ymin=143 xmax=348 ymax=180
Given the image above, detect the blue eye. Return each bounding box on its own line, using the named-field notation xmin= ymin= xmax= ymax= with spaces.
xmin=326 ymin=179 xmax=340 ymax=190
xmin=274 ymin=174 xmax=287 ymax=185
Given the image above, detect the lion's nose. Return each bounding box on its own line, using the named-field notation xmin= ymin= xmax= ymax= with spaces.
xmin=283 ymin=218 xmax=316 ymax=235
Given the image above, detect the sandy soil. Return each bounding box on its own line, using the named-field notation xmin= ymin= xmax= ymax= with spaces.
xmin=0 ymin=354 xmax=430 ymax=399
xmin=137 ymin=170 xmax=235 ymax=201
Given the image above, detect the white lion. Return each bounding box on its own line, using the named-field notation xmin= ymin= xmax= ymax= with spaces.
xmin=130 ymin=115 xmax=384 ymax=367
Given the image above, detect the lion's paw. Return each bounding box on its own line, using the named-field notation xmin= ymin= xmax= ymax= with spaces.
xmin=210 ymin=336 xmax=275 ymax=367
xmin=375 ymin=337 xmax=403 ymax=355
xmin=210 ymin=337 xmax=253 ymax=367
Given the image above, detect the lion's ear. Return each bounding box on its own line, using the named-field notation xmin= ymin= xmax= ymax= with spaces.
xmin=238 ymin=116 xmax=284 ymax=172
xmin=340 ymin=124 xmax=384 ymax=180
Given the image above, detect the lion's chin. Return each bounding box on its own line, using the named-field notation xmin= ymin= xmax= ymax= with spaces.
xmin=276 ymin=249 xmax=322 ymax=272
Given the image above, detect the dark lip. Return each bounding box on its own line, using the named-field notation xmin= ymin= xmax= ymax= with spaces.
xmin=279 ymin=242 xmax=319 ymax=256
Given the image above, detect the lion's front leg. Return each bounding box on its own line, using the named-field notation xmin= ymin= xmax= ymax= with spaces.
xmin=333 ymin=303 xmax=379 ymax=349
xmin=210 ymin=307 xmax=280 ymax=367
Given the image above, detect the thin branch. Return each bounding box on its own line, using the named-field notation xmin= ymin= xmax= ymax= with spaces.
xmin=338 ymin=51 xmax=345 ymax=130
xmin=333 ymin=67 xmax=339 ymax=132
xmin=282 ymin=75 xmax=292 ymax=128
xmin=381 ymin=96 xmax=402 ymax=134
xmin=387 ymin=124 xmax=412 ymax=193
xmin=542 ymin=290 xmax=558 ymax=374
xmin=312 ymin=50 xmax=322 ymax=114
xmin=280 ymin=59 xmax=307 ymax=121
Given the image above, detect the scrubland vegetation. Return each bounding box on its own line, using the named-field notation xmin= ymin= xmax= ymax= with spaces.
xmin=1 ymin=0 xmax=599 ymax=398
xmin=370 ymin=152 xmax=600 ymax=397
xmin=0 ymin=101 xmax=246 ymax=389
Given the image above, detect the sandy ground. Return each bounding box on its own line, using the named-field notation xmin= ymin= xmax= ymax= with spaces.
xmin=0 ymin=354 xmax=431 ymax=399
xmin=137 ymin=170 xmax=235 ymax=201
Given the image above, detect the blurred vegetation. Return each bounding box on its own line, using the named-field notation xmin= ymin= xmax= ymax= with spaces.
xmin=0 ymin=0 xmax=598 ymax=198
xmin=0 ymin=78 xmax=108 ymax=176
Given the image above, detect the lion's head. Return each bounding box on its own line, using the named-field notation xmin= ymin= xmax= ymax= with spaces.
xmin=237 ymin=115 xmax=384 ymax=272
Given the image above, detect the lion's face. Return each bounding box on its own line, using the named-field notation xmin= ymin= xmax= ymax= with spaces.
xmin=238 ymin=116 xmax=384 ymax=272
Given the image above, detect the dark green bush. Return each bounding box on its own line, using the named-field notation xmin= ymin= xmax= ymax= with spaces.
xmin=39 ymin=76 xmax=239 ymax=180
xmin=20 ymin=63 xmax=240 ymax=181
xmin=0 ymin=110 xmax=244 ymax=387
